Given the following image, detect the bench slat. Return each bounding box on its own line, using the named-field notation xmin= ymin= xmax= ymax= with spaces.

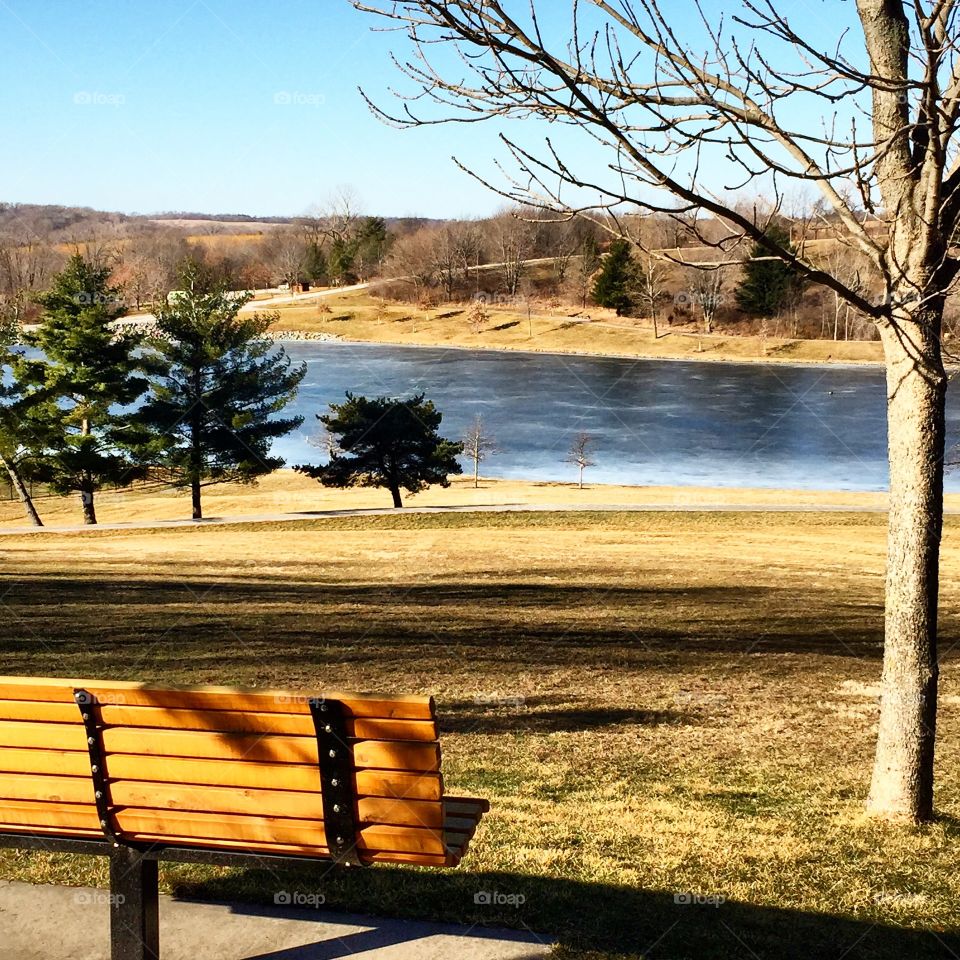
xmin=0 ymin=775 xmax=443 ymax=828
xmin=0 ymin=749 xmax=444 ymax=800
xmin=0 ymin=701 xmax=437 ymax=742
xmin=0 ymin=678 xmax=434 ymax=721
xmin=0 ymin=802 xmax=446 ymax=855
xmin=0 ymin=722 xmax=441 ymax=772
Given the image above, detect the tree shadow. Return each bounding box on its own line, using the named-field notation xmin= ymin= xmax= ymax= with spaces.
xmin=172 ymin=865 xmax=960 ymax=960
xmin=439 ymin=694 xmax=684 ymax=734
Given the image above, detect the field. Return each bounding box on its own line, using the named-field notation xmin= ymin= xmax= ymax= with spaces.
xmin=3 ymin=506 xmax=960 ymax=958
xmin=266 ymin=288 xmax=887 ymax=366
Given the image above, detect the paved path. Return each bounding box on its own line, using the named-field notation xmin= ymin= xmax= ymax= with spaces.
xmin=0 ymin=881 xmax=551 ymax=960
xmin=0 ymin=500 xmax=908 ymax=536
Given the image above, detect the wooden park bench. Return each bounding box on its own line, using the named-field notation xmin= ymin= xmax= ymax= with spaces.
xmin=0 ymin=676 xmax=488 ymax=960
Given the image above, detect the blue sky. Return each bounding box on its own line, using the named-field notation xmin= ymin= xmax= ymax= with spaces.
xmin=0 ymin=1 xmax=862 ymax=220
xmin=0 ymin=0 xmax=513 ymax=218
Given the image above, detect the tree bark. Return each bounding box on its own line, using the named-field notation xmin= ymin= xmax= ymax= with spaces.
xmin=81 ymin=490 xmax=97 ymax=526
xmin=390 ymin=484 xmax=403 ymax=508
xmin=192 ymin=477 xmax=203 ymax=521
xmin=0 ymin=454 xmax=42 ymax=527
xmin=867 ymin=318 xmax=945 ymax=821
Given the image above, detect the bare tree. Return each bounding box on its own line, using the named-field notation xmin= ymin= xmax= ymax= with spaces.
xmin=637 ymin=253 xmax=669 ymax=338
xmin=566 ymin=432 xmax=596 ymax=489
xmin=486 ymin=211 xmax=537 ymax=298
xmin=688 ymin=265 xmax=727 ymax=335
xmin=265 ymin=228 xmax=307 ymax=289
xmin=462 ymin=414 xmax=497 ymax=487
xmin=354 ymin=0 xmax=960 ymax=822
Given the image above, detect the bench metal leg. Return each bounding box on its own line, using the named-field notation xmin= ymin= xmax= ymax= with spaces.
xmin=110 ymin=847 xmax=159 ymax=960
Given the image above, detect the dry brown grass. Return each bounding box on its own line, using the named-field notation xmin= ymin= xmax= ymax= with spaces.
xmin=270 ymin=289 xmax=885 ymax=365
xmin=2 ymin=509 xmax=960 ymax=957
xmin=0 ymin=472 xmax=927 ymax=530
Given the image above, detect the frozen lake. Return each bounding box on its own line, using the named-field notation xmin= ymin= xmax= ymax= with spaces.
xmin=271 ymin=341 xmax=960 ymax=492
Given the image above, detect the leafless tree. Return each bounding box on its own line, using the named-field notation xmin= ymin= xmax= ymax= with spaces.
xmin=565 ymin=432 xmax=596 ymax=489
xmin=688 ymin=265 xmax=727 ymax=335
xmin=265 ymin=228 xmax=306 ymax=289
xmin=354 ymin=0 xmax=960 ymax=822
xmin=462 ymin=414 xmax=498 ymax=487
xmin=486 ymin=211 xmax=537 ymax=297
xmin=467 ymin=297 xmax=489 ymax=333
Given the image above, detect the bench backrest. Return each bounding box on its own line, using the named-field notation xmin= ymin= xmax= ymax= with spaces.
xmin=0 ymin=677 xmax=451 ymax=865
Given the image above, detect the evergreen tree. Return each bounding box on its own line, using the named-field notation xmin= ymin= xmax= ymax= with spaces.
xmin=22 ymin=254 xmax=153 ymax=524
xmin=734 ymin=224 xmax=806 ymax=316
xmin=355 ymin=217 xmax=390 ymax=278
xmin=296 ymin=393 xmax=463 ymax=507
xmin=591 ymin=239 xmax=637 ymax=315
xmin=0 ymin=317 xmax=55 ymax=526
xmin=138 ymin=262 xmax=306 ymax=520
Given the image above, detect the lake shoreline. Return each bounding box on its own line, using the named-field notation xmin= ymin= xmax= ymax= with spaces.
xmin=277 ymin=331 xmax=887 ymax=371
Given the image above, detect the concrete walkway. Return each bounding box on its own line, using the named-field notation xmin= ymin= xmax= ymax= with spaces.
xmin=0 ymin=881 xmax=552 ymax=959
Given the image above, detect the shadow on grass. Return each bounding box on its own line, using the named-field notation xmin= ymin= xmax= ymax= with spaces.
xmin=0 ymin=573 xmax=892 ymax=669
xmin=440 ymin=695 xmax=684 ymax=734
xmin=173 ymin=865 xmax=960 ymax=960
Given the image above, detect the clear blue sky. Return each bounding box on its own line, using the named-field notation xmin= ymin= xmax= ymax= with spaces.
xmin=0 ymin=1 xmax=858 ymax=220
xmin=0 ymin=0 xmax=513 ymax=219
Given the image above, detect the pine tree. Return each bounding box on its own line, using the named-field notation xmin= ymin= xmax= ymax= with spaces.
xmin=296 ymin=393 xmax=463 ymax=507
xmin=734 ymin=225 xmax=806 ymax=316
xmin=22 ymin=254 xmax=153 ymax=524
xmin=591 ymin=239 xmax=637 ymax=315
xmin=138 ymin=262 xmax=306 ymax=520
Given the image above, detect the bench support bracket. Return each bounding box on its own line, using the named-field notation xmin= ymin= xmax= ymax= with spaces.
xmin=309 ymin=697 xmax=362 ymax=866
xmin=74 ymin=688 xmax=125 ymax=847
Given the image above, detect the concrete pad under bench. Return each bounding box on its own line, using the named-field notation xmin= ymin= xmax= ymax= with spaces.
xmin=0 ymin=881 xmax=552 ymax=960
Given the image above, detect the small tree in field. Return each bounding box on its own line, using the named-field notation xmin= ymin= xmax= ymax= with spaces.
xmin=592 ymin=239 xmax=636 ymax=315
xmin=137 ymin=262 xmax=306 ymax=520
xmin=566 ymin=432 xmax=596 ymax=489
xmin=575 ymin=235 xmax=601 ymax=308
xmin=462 ymin=414 xmax=497 ymax=487
xmin=296 ymin=392 xmax=463 ymax=507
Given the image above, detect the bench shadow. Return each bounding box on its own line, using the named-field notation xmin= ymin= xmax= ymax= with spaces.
xmin=173 ymin=867 xmax=960 ymax=960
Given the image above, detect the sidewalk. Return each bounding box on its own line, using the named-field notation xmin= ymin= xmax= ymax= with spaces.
xmin=0 ymin=881 xmax=552 ymax=960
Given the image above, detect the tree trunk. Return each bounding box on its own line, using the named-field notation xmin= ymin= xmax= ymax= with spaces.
xmin=867 ymin=319 xmax=945 ymax=821
xmin=0 ymin=455 xmax=42 ymax=526
xmin=474 ymin=457 xmax=480 ymax=489
xmin=82 ymin=491 xmax=97 ymax=526
xmin=192 ymin=477 xmax=202 ymax=521
xmin=389 ymin=484 xmax=403 ymax=508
